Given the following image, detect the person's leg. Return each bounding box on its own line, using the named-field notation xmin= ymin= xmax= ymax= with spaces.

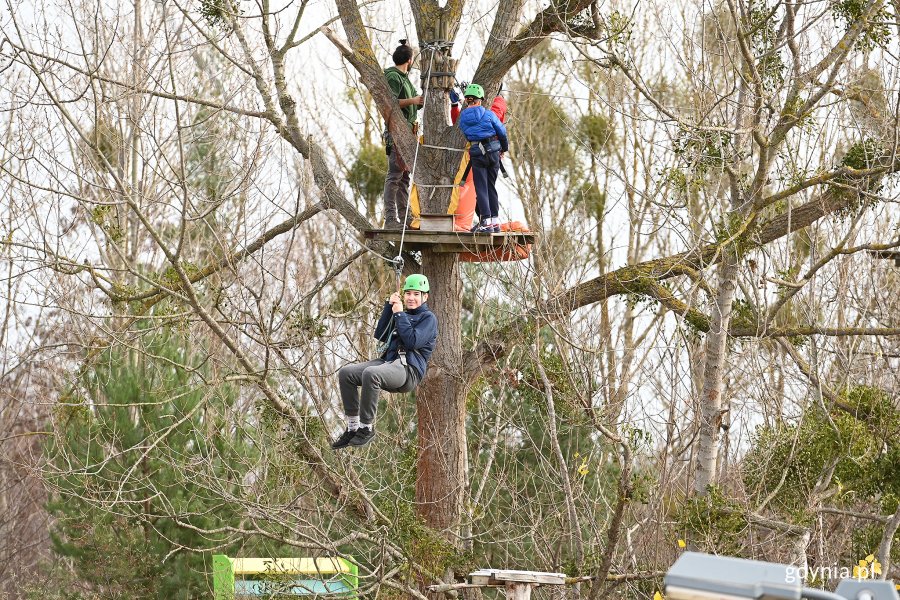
xmin=358 ymin=359 xmax=409 ymax=426
xmin=471 ymin=154 xmax=491 ymax=227
xmin=383 ymin=151 xmax=404 ymax=227
xmin=338 ymin=360 xmax=386 ymax=420
xmin=487 ymin=152 xmax=500 ymax=223
xmin=395 ymin=167 xmax=413 ymax=227
xmin=334 ymin=360 xmax=388 ymax=449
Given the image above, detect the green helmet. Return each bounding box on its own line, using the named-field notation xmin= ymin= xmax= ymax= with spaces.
xmin=464 ymin=83 xmax=485 ymax=99
xmin=403 ymin=274 xmax=430 ymax=293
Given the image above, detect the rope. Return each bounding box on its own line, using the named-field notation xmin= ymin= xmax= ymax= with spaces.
xmin=393 ymin=43 xmax=438 ymax=275
xmin=420 ymin=143 xmax=465 ymax=152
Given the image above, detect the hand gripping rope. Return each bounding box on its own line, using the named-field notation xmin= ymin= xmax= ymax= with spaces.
xmin=391 ymin=254 xmax=404 ymax=290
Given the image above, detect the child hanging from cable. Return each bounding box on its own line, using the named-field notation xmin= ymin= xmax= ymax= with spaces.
xmin=331 ymin=275 xmax=438 ymax=449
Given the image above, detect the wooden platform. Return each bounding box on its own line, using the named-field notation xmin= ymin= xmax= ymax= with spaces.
xmin=365 ymin=229 xmax=536 ymax=254
xmin=870 ymin=250 xmax=900 ymax=266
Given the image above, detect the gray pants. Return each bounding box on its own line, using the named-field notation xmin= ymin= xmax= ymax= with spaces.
xmin=338 ymin=359 xmax=409 ymax=425
xmin=383 ymin=150 xmax=411 ymax=226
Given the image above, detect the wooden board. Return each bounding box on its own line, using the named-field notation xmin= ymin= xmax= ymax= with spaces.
xmin=231 ymin=557 xmax=352 ymax=576
xmin=418 ymin=214 xmax=455 ymax=232
xmin=365 ymin=229 xmax=536 ymax=254
xmin=869 ymin=249 xmax=900 ymax=266
xmin=468 ymin=569 xmax=567 ymax=586
xmin=234 ymin=578 xmax=351 ymax=596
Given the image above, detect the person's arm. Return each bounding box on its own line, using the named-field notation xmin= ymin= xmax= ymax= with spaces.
xmin=384 ymin=72 xmax=420 ymax=109
xmin=373 ymin=302 xmax=394 ymax=340
xmin=492 ymin=114 xmax=509 ymax=152
xmin=394 ymin=312 xmax=437 ymax=350
xmin=450 ymin=103 xmax=460 ymax=124
xmin=490 ymin=96 xmax=508 ymax=123
xmin=457 ymin=110 xmax=470 ymax=138
xmin=399 ymin=96 xmax=424 ymax=108
xmin=450 ymin=89 xmax=461 ymax=124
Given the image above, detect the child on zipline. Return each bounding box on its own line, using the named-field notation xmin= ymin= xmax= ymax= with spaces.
xmin=332 ymin=275 xmax=438 ymax=449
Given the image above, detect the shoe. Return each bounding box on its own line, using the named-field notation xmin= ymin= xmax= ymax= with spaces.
xmin=331 ymin=429 xmax=357 ymax=450
xmin=473 ymin=224 xmax=496 ymax=234
xmin=384 ymin=219 xmax=402 ymax=230
xmin=348 ymin=427 xmax=377 ymax=447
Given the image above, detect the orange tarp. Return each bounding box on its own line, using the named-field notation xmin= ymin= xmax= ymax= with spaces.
xmin=409 ymin=96 xmax=510 ymax=232
xmin=459 ymin=221 xmax=532 ymax=263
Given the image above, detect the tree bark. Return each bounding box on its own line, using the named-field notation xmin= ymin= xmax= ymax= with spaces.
xmin=877 ymin=503 xmax=900 ymax=579
xmin=692 ymin=252 xmax=739 ymax=495
xmin=416 ymin=251 xmax=466 ymax=537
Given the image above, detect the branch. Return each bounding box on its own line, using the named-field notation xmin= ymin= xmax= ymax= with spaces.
xmin=730 ymin=326 xmax=900 ymax=338
xmin=772 ymin=0 xmax=887 ymax=145
xmin=91 ymin=204 xmax=326 ymax=305
xmin=776 ymin=338 xmax=841 ymax=406
xmin=321 ymin=5 xmax=418 ymax=170
xmin=764 ymin=234 xmax=896 ymax=325
xmin=717 ymin=507 xmax=809 ymax=536
xmin=473 ymin=0 xmax=595 ymax=86
xmin=639 ymin=281 xmax=711 ymax=332
xmin=472 ymin=167 xmax=897 ymax=366
xmin=877 ymin=504 xmax=900 ymax=578
xmin=550 ymin=179 xmax=876 ymax=317
xmin=4 ymin=41 xmax=268 ymax=118
xmin=818 ymin=506 xmax=890 ymax=523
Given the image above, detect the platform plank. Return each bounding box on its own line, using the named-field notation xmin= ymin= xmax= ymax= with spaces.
xmin=468 ymin=569 xmax=567 ymax=585
xmin=364 ymin=229 xmax=535 ymax=254
xmin=231 ymin=557 xmax=351 ymax=575
xmin=869 ymin=249 xmax=900 ymax=266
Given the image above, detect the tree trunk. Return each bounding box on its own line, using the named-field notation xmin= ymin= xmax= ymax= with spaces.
xmin=409 ymin=41 xmax=470 ymax=547
xmin=416 ymin=251 xmax=466 ymax=538
xmin=693 ymin=252 xmax=739 ymax=495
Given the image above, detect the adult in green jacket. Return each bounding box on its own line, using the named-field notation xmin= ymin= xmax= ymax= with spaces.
xmin=382 ymin=40 xmax=423 ymax=229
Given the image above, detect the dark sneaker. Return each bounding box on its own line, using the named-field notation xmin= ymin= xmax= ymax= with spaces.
xmin=348 ymin=427 xmax=377 ymax=447
xmin=331 ymin=429 xmax=357 ymax=450
xmin=473 ymin=224 xmax=496 ymax=234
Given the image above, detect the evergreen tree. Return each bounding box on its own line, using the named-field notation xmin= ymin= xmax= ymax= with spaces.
xmin=43 ymin=328 xmax=276 ymax=599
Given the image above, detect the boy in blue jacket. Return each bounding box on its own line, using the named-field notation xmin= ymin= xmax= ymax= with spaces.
xmin=332 ymin=274 xmax=438 ymax=449
xmin=457 ymin=83 xmax=509 ymax=233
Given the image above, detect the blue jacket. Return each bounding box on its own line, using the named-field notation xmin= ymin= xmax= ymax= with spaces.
xmin=374 ymin=302 xmax=438 ymax=380
xmin=457 ymin=106 xmax=509 ymax=151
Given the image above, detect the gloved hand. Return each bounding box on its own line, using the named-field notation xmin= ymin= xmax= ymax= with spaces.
xmin=449 ymin=89 xmax=460 ymax=105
